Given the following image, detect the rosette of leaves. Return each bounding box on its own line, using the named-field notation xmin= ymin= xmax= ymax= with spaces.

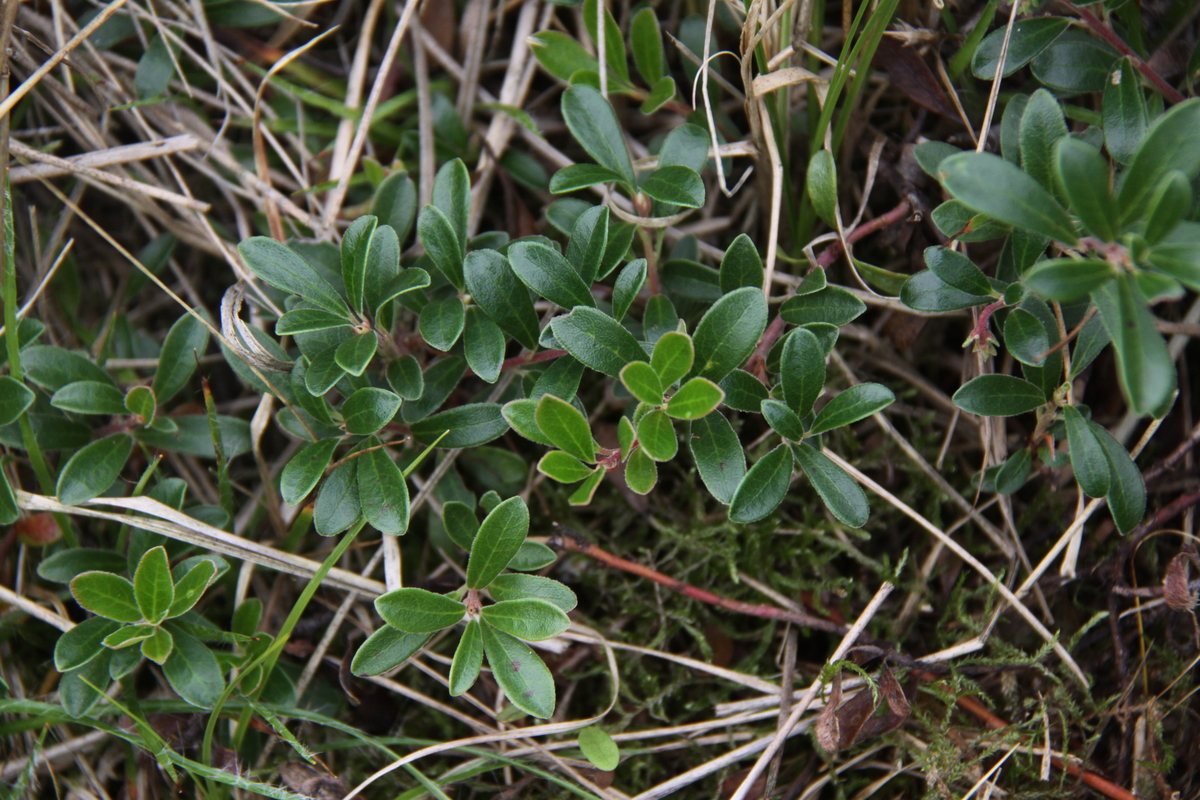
xmin=899 ymin=92 xmax=1200 ymax=532
xmin=51 ymin=546 xmax=226 ymax=715
xmin=351 ymin=497 xmax=574 ymax=719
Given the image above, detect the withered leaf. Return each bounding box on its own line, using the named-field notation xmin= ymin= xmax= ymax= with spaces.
xmin=1164 ymin=553 xmax=1195 ymax=612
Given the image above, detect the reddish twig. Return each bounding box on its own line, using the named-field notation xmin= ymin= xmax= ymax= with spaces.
xmin=1062 ymin=2 xmax=1185 ymax=105
xmin=747 ymin=198 xmax=913 ymax=381
xmin=549 ymin=523 xmax=848 ymax=634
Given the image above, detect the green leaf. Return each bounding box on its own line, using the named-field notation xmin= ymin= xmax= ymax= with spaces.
xmin=807 ymin=150 xmax=838 ymax=226
xmin=334 ymin=333 xmax=378 ymax=376
xmin=21 ymin=345 xmax=112 ymax=392
xmin=1063 ymin=405 xmax=1110 ymax=498
xmin=104 ymin=623 xmax=156 ymax=649
xmin=1147 ymin=242 xmax=1200 ymax=291
xmin=481 ymin=598 xmax=571 ymax=641
xmin=1102 ymin=58 xmax=1147 ymax=166
xmin=809 ymin=383 xmax=895 ymax=436
xmin=419 ymin=297 xmax=466 ymax=351
xmin=1056 ymin=138 xmax=1118 ymax=241
xmin=691 ymin=287 xmax=768 ymax=382
xmin=449 ymin=620 xmax=484 ymax=696
xmin=561 ymin=85 xmax=635 ymax=186
xmin=719 ymin=369 xmax=769 ymax=413
xmin=624 ymin=446 xmax=657 ymax=494
xmin=0 ymin=376 xmax=33 ymax=425
xmin=939 ymin=152 xmax=1078 ymax=244
xmin=648 ymin=332 xmax=691 ymax=389
xmin=620 ymin=361 xmax=663 ymax=405
xmin=1069 ymin=312 xmax=1111 ymax=378
xmin=1029 ymin=30 xmax=1119 ymax=95
xmin=579 ymin=726 xmax=620 ymax=771
xmin=51 ymin=381 xmax=128 ymax=415
xmin=341 ymin=387 xmax=400 ymax=435
xmin=387 ymin=355 xmax=425 ymax=400
xmin=374 ymin=268 xmax=431 ymax=313
xmin=642 ymin=293 xmax=678 ymax=342
xmin=464 ymin=250 xmax=540 ymax=351
xmin=238 ymin=237 xmax=349 ymax=316
xmin=140 ymin=626 xmax=174 ymax=665
xmin=666 ymin=377 xmax=723 ymax=420
xmin=61 ymin=651 xmax=112 ymax=717
xmin=40 ymin=549 xmax=128 ymax=584
xmin=530 ymin=30 xmax=600 ymax=82
xmin=690 ymin=412 xmax=745 ymax=504
xmin=432 ymin=159 xmax=470 ymax=249
xmin=582 ymin=0 xmax=629 ymax=82
xmin=341 ymin=215 xmax=377 ymax=315
xmin=410 ymin=403 xmax=509 ymax=448
xmin=761 ymin=399 xmax=805 ymax=441
xmin=953 ymin=374 xmax=1046 ymax=416
xmin=509 ymin=241 xmax=595 ymax=309
xmin=358 ymin=445 xmax=410 ymax=535
xmin=792 ymin=442 xmax=869 ymax=528
xmin=1117 ymin=98 xmax=1200 ymax=222
xmin=488 ymin=574 xmax=578 ymax=612
xmin=167 ymin=559 xmax=217 ymax=618
xmin=538 ymin=451 xmax=597 ymax=483
xmin=55 ymin=616 xmax=121 ymax=672
xmin=417 ymin=205 xmax=465 ymax=289
xmin=154 ymin=312 xmax=210 ymax=403
xmin=304 ymin=346 xmax=346 ymax=397
xmin=782 ymin=288 xmax=865 ymax=330
xmin=1093 ymin=275 xmax=1175 ymax=417
xmin=314 ymin=459 xmax=362 ymax=536
xmin=637 ymin=409 xmax=677 ymax=462
xmin=719 ymin=234 xmax=763 ymax=294
xmin=640 ymin=166 xmax=704 ymax=208
xmin=550 ymin=164 xmax=628 ymax=193
xmin=568 ymin=468 xmax=606 ymax=505
xmin=57 ymin=434 xmax=133 ymax=506
xmin=612 ymin=259 xmax=646 ymax=321
xmin=281 ymin=437 xmax=338 ymax=506
xmin=443 ymin=501 xmax=479 ymax=550
xmin=1004 ymin=308 xmax=1052 ymax=366
xmin=133 ymin=546 xmax=174 ymax=625
xmin=729 ymin=445 xmax=791 ymax=523
xmin=373 ymin=171 xmax=418 ymax=246
xmin=481 ymin=624 xmax=555 ymax=718
xmin=628 ymin=5 xmax=664 ymax=83
xmin=925 ymin=246 xmax=994 ymax=297
xmin=640 ymin=75 xmax=676 ymax=114
xmin=536 ymin=394 xmax=598 ymax=463
xmin=932 ymin=201 xmax=1010 ymax=242
xmin=502 ymin=398 xmax=554 ymax=446
xmin=552 ymin=306 xmax=646 ymax=377
xmin=780 ymin=326 xmax=825 ymax=418
xmin=972 ymin=17 xmax=1070 ymax=79
xmin=161 ymin=628 xmax=223 ymax=708
xmin=995 ymin=449 xmax=1032 ymax=495
xmin=467 ymin=496 xmax=529 ymax=589
xmin=566 ymin=205 xmax=609 ymax=285
xmin=1143 ymin=170 xmax=1192 ymax=244
xmin=1090 ymin=421 xmax=1145 ymax=533
xmin=1019 ymin=89 xmax=1068 ymax=199
xmin=71 ymin=571 xmax=141 ymax=622
xmin=1023 ymin=258 xmax=1113 ymax=301
xmin=351 ymin=626 xmax=431 ymax=677
xmin=375 ymin=587 xmax=466 ymax=633
xmin=135 ymin=33 xmax=175 ymax=99
xmin=276 ymin=309 xmax=352 ymax=336
xmin=464 ymin=307 xmax=505 ymax=384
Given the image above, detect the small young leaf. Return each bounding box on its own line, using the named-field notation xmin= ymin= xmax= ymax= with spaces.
xmin=154 ymin=312 xmax=210 ymax=403
xmin=502 ymin=398 xmax=555 ymax=446
xmin=620 ymin=361 xmax=664 ymax=405
xmin=640 ymin=76 xmax=676 ymax=114
xmin=1063 ymin=405 xmax=1110 ymax=498
xmin=467 ymin=496 xmax=530 ymax=590
xmin=690 ymin=412 xmax=745 ymax=504
xmin=649 ymin=332 xmax=692 ymax=388
xmin=953 ymin=375 xmax=1046 ymax=416
xmin=719 ymin=234 xmax=764 ymax=294
xmin=530 ymin=31 xmax=600 ymax=83
xmin=449 ymin=620 xmax=484 ymax=695
xmin=640 ymin=166 xmax=704 ymax=208
xmin=665 ymin=377 xmax=723 ymax=420
xmin=1090 ymin=421 xmax=1146 ymax=533
xmin=351 ymin=626 xmax=432 ymax=677
xmin=691 ymin=287 xmax=768 ymax=382
xmin=781 ymin=326 xmax=825 ymax=418
xmin=167 ymin=559 xmax=217 ymax=618
xmin=419 ymin=297 xmax=466 ymax=351
xmin=582 ymin=0 xmax=630 ymax=84
xmin=464 ymin=307 xmax=505 ymax=384
xmin=57 ymin=434 xmax=133 ymax=506
xmin=807 ymin=150 xmax=838 ymax=226
xmin=358 ymin=445 xmax=410 ymax=535
xmin=568 ymin=468 xmax=606 ymax=505
xmin=1102 ymin=58 xmax=1147 ymax=165
xmin=630 ymin=7 xmax=664 ymax=84
xmin=729 ymin=445 xmax=791 ymax=523
xmin=552 ymin=307 xmax=646 ymax=377
xmin=1056 ymin=137 xmax=1118 ymax=242
xmin=1023 ymin=258 xmax=1114 ymax=301
xmin=341 ymin=387 xmax=401 ymax=435
xmin=464 ymin=249 xmax=540 ymax=351
xmin=334 ymin=333 xmax=378 ymax=376
xmin=939 ymin=151 xmax=1078 ymax=244
xmin=509 ymin=242 xmax=595 ymax=309
xmin=579 ymin=726 xmax=620 ymax=771
xmin=276 ymin=308 xmax=352 ymax=336
xmin=637 ymin=409 xmax=677 ymax=461
xmin=313 ymin=459 xmax=362 ymax=536
xmin=624 ymin=446 xmax=657 ymax=494
xmin=779 ymin=286 xmax=866 ymax=326
xmin=238 ymin=237 xmax=349 ymax=316
xmin=761 ymin=399 xmax=805 ymax=441
xmin=808 ymin=384 xmax=895 ymax=436
xmin=375 ymin=587 xmax=466 ymax=633
xmin=134 ymin=546 xmax=175 ymax=625
xmin=791 ymin=443 xmax=870 ymax=528
xmin=51 ymin=381 xmax=128 ymax=415
xmin=536 ymin=394 xmax=599 ymax=463
xmin=481 ymin=624 xmax=556 ymax=718
xmin=71 ymin=571 xmax=142 ymax=622
xmin=481 ymin=598 xmax=571 ymax=641
xmin=612 ymin=259 xmax=647 ymax=321
xmin=55 ymin=616 xmax=121 ymax=672
xmin=538 ymin=452 xmax=597 ymax=484
xmin=140 ymin=626 xmax=174 ymax=665
xmin=281 ymin=437 xmax=338 ymax=506
xmin=561 ymin=85 xmax=636 ymax=186
xmin=489 ymin=574 xmax=578 ymax=612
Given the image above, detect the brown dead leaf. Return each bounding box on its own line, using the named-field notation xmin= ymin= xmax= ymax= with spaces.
xmin=1164 ymin=553 xmax=1195 ymax=612
xmin=279 ymin=762 xmax=347 ymax=800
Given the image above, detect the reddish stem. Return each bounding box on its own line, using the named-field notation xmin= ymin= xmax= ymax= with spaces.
xmin=969 ymin=298 xmax=1007 ymax=352
xmin=1063 ymin=2 xmax=1185 ymax=105
xmin=550 ymin=523 xmax=848 ymax=634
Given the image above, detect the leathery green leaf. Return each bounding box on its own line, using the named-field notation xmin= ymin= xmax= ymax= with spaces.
xmin=719 ymin=234 xmax=763 ymax=294
xmin=467 ymin=496 xmax=529 ymax=590
xmin=624 ymin=446 xmax=657 ymax=494
xmin=280 ymin=437 xmax=338 ymax=506
xmin=70 ymin=571 xmax=141 ymax=623
xmin=419 ymin=296 xmax=466 ymax=351
xmin=690 ymin=412 xmax=745 ymax=504
xmin=449 ymin=620 xmax=484 ymax=696
xmin=334 ymin=332 xmax=378 ymax=376
xmin=579 ymin=726 xmax=620 ymax=771
xmin=358 ymin=442 xmax=410 ymax=535
xmin=464 ymin=306 xmax=505 ymax=384
xmin=620 ymin=361 xmax=663 ymax=405
xmin=341 ymin=214 xmax=377 ymax=315
xmin=481 ymin=624 xmax=555 ymax=718
xmin=1093 ymin=275 xmax=1175 ymax=417
xmin=1117 ymin=98 xmax=1200 ymax=222
xmin=1056 ymin=138 xmax=1118 ymax=242
xmin=375 ymin=587 xmax=466 ymax=633
xmin=631 ymin=7 xmax=664 ymax=84
xmin=238 ymin=237 xmax=349 ymax=316
xmin=953 ymin=375 xmax=1046 ymax=416
xmin=464 ymin=249 xmax=540 ymax=351
xmin=351 ymin=626 xmax=431 ymax=677
xmin=637 ymin=409 xmax=677 ymax=462
xmin=481 ymin=598 xmax=571 ymax=641
xmin=729 ymin=445 xmax=791 ymax=523
xmin=488 ymin=574 xmax=578 ymax=612
xmin=781 ymin=326 xmax=825 ymax=418
xmin=665 ymin=377 xmax=723 ymax=420
xmin=691 ymin=287 xmax=768 ymax=381
xmin=341 ymin=387 xmax=401 ymax=435
xmin=133 ymin=546 xmax=174 ymax=625
xmin=1063 ymin=405 xmax=1110 ymax=498
xmin=57 ymin=434 xmax=134 ymax=506
xmin=552 ymin=306 xmax=646 ymax=377
xmin=612 ymin=259 xmax=646 ymax=321
xmin=807 ymin=150 xmax=838 ymax=226
xmin=939 ymin=151 xmax=1078 ymax=244
xmin=808 ymin=384 xmax=895 ymax=436
xmin=560 ymin=85 xmax=635 ymax=186
xmin=792 ymin=442 xmax=870 ymax=527
xmin=1090 ymin=421 xmax=1145 ymax=533
xmin=651 ymin=331 xmax=693 ymax=387
xmin=538 ymin=451 xmax=596 ymax=484
xmin=508 ymin=241 xmax=595 ymax=309
xmin=568 ymin=468 xmax=606 ymax=505
xmin=313 ymin=459 xmax=362 ymax=536
xmin=536 ymin=394 xmax=599 ymax=463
